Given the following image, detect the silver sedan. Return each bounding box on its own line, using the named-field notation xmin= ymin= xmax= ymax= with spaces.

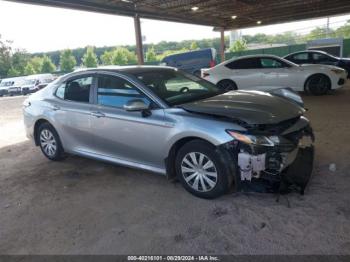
xmin=23 ymin=66 xmax=314 ymax=198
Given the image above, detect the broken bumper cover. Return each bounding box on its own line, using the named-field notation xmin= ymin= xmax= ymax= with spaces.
xmin=223 ymin=124 xmax=315 ymax=194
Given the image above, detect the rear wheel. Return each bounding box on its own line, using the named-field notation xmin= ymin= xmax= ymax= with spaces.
xmin=217 ymin=79 xmax=237 ymax=92
xmin=305 ymin=74 xmax=331 ymax=95
xmin=38 ymin=123 xmax=65 ymax=161
xmin=175 ymin=140 xmax=230 ymax=199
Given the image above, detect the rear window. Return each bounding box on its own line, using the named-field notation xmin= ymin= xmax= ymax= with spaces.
xmin=225 ymin=58 xmax=260 ymax=69
xmin=55 ymin=76 xmax=92 ymax=103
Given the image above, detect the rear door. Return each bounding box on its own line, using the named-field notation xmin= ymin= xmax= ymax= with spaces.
xmin=51 ymin=74 xmax=96 ymax=153
xmin=224 ymin=57 xmax=262 ymax=89
xmin=89 ymin=72 xmax=169 ymax=170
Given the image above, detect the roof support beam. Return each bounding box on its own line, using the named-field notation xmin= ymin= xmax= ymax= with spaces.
xmin=134 ymin=14 xmax=144 ymax=65
xmin=220 ymin=28 xmax=225 ymax=63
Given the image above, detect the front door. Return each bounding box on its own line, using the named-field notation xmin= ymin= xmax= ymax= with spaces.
xmin=259 ymin=57 xmax=294 ymax=90
xmin=90 ymin=73 xmax=169 ymax=170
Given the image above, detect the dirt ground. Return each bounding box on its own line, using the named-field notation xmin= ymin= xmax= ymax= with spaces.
xmin=0 ymin=85 xmax=349 ymax=255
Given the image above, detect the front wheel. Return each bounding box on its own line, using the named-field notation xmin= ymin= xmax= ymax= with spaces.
xmin=305 ymin=74 xmax=331 ymax=95
xmin=175 ymin=140 xmax=230 ymax=199
xmin=38 ymin=123 xmax=65 ymax=161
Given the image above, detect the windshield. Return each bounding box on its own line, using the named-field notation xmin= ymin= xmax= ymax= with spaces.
xmin=42 ymin=78 xmax=53 ymax=84
xmin=131 ymin=69 xmax=222 ymax=106
xmin=24 ymin=79 xmax=36 ymax=85
xmin=0 ymin=81 xmax=14 ymax=87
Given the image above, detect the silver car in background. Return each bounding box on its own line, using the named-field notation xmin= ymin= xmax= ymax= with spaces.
xmin=23 ymin=66 xmax=314 ymax=199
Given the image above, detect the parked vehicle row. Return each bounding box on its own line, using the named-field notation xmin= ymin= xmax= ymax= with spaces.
xmin=23 ymin=66 xmax=314 ymax=199
xmin=0 ymin=74 xmax=55 ymax=97
xmin=202 ymin=54 xmax=347 ymax=95
xmin=0 ymin=77 xmax=26 ymax=96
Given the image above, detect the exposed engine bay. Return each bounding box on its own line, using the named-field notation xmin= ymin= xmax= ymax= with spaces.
xmin=223 ymin=116 xmax=315 ymax=195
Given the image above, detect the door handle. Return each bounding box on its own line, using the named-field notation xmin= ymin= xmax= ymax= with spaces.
xmin=91 ymin=111 xmax=105 ymax=118
xmin=52 ymin=105 xmax=60 ymax=111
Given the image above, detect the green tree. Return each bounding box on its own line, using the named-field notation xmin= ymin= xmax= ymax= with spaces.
xmin=24 ymin=63 xmax=36 ymax=75
xmin=229 ymin=38 xmax=247 ymax=52
xmin=190 ymin=41 xmax=199 ymax=50
xmin=305 ymin=27 xmax=335 ymax=41
xmin=101 ymin=47 xmax=137 ymax=65
xmin=41 ymin=55 xmax=56 ymax=73
xmin=335 ymin=20 xmax=350 ymax=38
xmin=145 ymin=46 xmax=157 ymax=62
xmin=112 ymin=48 xmax=128 ymax=65
xmin=101 ymin=50 xmax=113 ymax=65
xmin=29 ymin=56 xmax=44 ymax=73
xmin=60 ymin=49 xmax=77 ymax=73
xmin=11 ymin=50 xmax=30 ymax=75
xmin=82 ymin=46 xmax=98 ymax=68
xmin=7 ymin=67 xmax=20 ymax=77
xmin=124 ymin=48 xmax=137 ymax=64
xmin=0 ymin=35 xmax=12 ymax=78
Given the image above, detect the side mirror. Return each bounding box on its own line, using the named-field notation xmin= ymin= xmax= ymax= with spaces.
xmin=123 ymin=99 xmax=149 ymax=112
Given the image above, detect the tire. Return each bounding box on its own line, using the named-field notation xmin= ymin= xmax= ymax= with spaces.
xmin=217 ymin=79 xmax=238 ymax=92
xmin=175 ymin=140 xmax=230 ymax=199
xmin=305 ymin=74 xmax=331 ymax=95
xmin=38 ymin=122 xmax=65 ymax=161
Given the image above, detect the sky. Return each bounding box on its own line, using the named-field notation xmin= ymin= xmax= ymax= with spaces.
xmin=0 ymin=0 xmax=350 ymax=53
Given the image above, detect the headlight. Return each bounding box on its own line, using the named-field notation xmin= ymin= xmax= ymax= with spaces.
xmin=226 ymin=130 xmax=275 ymax=147
xmin=270 ymin=88 xmax=304 ymax=108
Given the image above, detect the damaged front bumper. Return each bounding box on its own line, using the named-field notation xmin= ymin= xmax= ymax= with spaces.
xmin=221 ymin=120 xmax=315 ymax=194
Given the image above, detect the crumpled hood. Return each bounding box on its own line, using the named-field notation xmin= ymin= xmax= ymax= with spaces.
xmin=181 ymin=91 xmax=304 ymax=125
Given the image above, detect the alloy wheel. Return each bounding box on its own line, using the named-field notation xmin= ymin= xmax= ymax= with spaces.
xmin=181 ymin=152 xmax=218 ymax=192
xmin=307 ymin=75 xmax=329 ymax=95
xmin=40 ymin=129 xmax=57 ymax=157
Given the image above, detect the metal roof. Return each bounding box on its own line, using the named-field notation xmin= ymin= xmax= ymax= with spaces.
xmin=7 ymin=0 xmax=350 ymax=29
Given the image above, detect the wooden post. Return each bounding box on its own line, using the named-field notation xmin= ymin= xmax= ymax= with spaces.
xmin=220 ymin=28 xmax=225 ymax=62
xmin=134 ymin=14 xmax=144 ymax=65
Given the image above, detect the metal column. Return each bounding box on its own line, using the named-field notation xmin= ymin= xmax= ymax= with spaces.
xmin=220 ymin=28 xmax=225 ymax=62
xmin=134 ymin=14 xmax=144 ymax=65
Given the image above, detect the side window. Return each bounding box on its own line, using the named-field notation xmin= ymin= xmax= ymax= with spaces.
xmin=293 ymin=53 xmax=309 ymax=61
xmin=56 ymin=83 xmax=65 ymax=99
xmin=260 ymin=58 xmax=284 ymax=68
xmin=312 ymin=53 xmax=337 ymax=63
xmin=56 ymin=76 xmax=92 ymax=103
xmin=225 ymin=58 xmax=260 ymax=69
xmin=97 ymin=75 xmax=150 ymax=108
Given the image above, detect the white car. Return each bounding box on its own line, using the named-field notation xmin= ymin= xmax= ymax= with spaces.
xmin=21 ymin=74 xmax=55 ymax=95
xmin=0 ymin=77 xmax=26 ymax=96
xmin=202 ymin=55 xmax=347 ymax=95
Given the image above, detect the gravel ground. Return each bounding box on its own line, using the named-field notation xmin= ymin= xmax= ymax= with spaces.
xmin=0 ymin=86 xmax=349 ymax=255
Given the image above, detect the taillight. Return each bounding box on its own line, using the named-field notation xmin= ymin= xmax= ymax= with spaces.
xmin=209 ymin=60 xmax=216 ymax=68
